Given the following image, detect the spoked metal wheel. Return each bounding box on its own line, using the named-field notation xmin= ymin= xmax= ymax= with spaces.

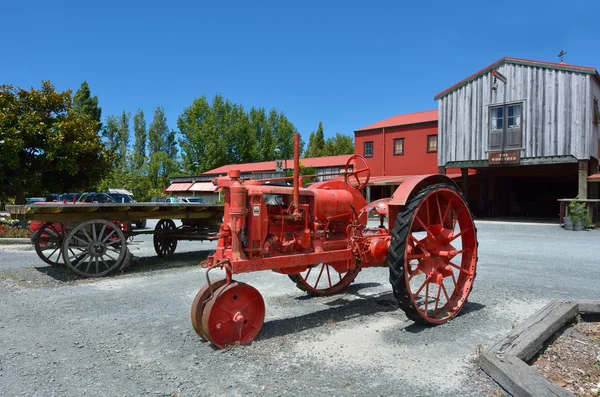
xmin=191 ymin=278 xmax=228 ymax=341
xmin=154 ymin=219 xmax=178 ymax=257
xmin=200 ymin=281 xmax=265 ymax=348
xmin=388 ymin=183 xmax=478 ymax=325
xmin=33 ymin=222 xmax=65 ymax=266
xmin=62 ymin=219 xmax=128 ymax=278
xmin=288 ymin=261 xmax=360 ymax=296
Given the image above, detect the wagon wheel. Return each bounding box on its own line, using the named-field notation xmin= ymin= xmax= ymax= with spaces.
xmin=200 ymin=281 xmax=265 ymax=348
xmin=288 ymin=261 xmax=360 ymax=296
xmin=388 ymin=182 xmax=478 ymax=325
xmin=33 ymin=222 xmax=65 ymax=266
xmin=62 ymin=219 xmax=128 ymax=278
xmin=154 ymin=219 xmax=178 ymax=257
xmin=191 ymin=278 xmax=228 ymax=341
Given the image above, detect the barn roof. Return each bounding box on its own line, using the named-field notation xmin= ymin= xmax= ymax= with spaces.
xmin=201 ymin=154 xmax=354 ymax=175
xmin=354 ymin=109 xmax=438 ymax=132
xmin=434 ymin=57 xmax=600 ymax=100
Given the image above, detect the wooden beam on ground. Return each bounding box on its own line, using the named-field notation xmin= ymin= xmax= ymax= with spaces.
xmin=480 ymin=353 xmax=574 ymax=397
xmin=486 ymin=301 xmax=578 ymax=362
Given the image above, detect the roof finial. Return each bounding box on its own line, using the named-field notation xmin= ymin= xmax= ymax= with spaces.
xmin=558 ymin=49 xmax=567 ymax=64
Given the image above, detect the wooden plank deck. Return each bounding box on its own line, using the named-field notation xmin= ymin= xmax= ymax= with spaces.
xmin=6 ymin=203 xmax=224 ymax=222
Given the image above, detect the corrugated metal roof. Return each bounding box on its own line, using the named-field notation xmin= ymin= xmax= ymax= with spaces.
xmin=202 ymin=155 xmax=353 ymax=175
xmin=165 ymin=182 xmax=193 ymax=192
xmin=189 ymin=182 xmax=217 ymax=192
xmin=355 ymin=110 xmax=438 ymax=132
xmin=435 ymin=57 xmax=599 ymax=100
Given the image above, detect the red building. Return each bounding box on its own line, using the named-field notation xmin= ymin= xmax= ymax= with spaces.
xmin=354 ymin=109 xmax=440 ymax=177
xmin=354 ymin=110 xmax=447 ymax=201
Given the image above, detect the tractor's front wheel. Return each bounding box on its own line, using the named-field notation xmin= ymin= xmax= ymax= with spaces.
xmin=388 ymin=183 xmax=478 ymax=325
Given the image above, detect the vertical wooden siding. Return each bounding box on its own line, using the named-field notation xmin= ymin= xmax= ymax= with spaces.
xmin=438 ymin=63 xmax=594 ymax=166
xmin=590 ymin=78 xmax=600 ymax=160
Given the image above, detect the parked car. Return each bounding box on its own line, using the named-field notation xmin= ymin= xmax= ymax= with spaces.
xmin=77 ymin=192 xmax=146 ymax=229
xmin=177 ymin=197 xmax=206 ymax=204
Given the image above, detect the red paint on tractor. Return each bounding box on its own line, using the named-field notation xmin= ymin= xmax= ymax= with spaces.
xmin=191 ymin=132 xmax=479 ymax=348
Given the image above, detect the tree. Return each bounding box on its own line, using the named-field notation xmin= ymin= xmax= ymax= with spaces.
xmin=148 ymin=106 xmax=168 ymax=156
xmin=132 ymin=110 xmax=147 ymax=170
xmin=0 ymin=81 xmax=113 ymax=203
xmin=102 ymin=115 xmax=119 ymax=156
xmin=117 ymin=111 xmax=130 ymax=167
xmin=304 ymin=122 xmax=325 ymax=158
xmin=147 ymin=106 xmax=173 ymax=189
xmin=324 ymin=133 xmax=354 ymax=156
xmin=179 ymin=95 xmax=300 ymax=174
xmin=73 ymin=81 xmax=102 ymax=132
xmin=304 ymin=122 xmax=353 ymax=157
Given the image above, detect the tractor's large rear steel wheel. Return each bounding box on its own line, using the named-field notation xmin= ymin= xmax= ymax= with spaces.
xmin=33 ymin=222 xmax=65 ymax=266
xmin=62 ymin=220 xmax=129 ymax=278
xmin=200 ymin=281 xmax=265 ymax=348
xmin=154 ymin=219 xmax=178 ymax=257
xmin=289 ymin=262 xmax=360 ymax=296
xmin=388 ymin=183 xmax=477 ymax=325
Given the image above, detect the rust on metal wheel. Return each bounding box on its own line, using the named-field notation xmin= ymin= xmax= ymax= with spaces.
xmin=288 ymin=261 xmax=360 ymax=296
xmin=388 ymin=183 xmax=477 ymax=325
xmin=62 ymin=219 xmax=128 ymax=278
xmin=154 ymin=219 xmax=178 ymax=257
xmin=201 ymin=281 xmax=265 ymax=348
xmin=33 ymin=222 xmax=65 ymax=266
xmin=191 ymin=278 xmax=228 ymax=341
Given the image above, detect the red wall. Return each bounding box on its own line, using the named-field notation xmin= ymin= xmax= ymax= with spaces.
xmin=354 ymin=122 xmax=440 ymax=177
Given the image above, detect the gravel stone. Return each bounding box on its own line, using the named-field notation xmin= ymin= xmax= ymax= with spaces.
xmin=0 ymin=220 xmax=598 ymax=396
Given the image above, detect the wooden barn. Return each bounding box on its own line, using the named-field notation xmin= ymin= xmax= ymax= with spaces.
xmin=435 ymin=57 xmax=600 ymax=220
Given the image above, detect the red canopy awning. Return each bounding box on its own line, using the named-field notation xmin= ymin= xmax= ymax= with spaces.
xmin=165 ymin=182 xmax=193 ymax=192
xmin=189 ymin=182 xmax=217 ymax=192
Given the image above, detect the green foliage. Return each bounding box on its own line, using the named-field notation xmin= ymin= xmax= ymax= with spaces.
xmin=0 ymin=81 xmax=113 ymax=203
xmin=117 ymin=111 xmax=130 ymax=167
xmin=304 ymin=122 xmax=325 ymax=158
xmin=132 ymin=110 xmax=147 ymax=170
xmin=148 ymin=106 xmax=168 ymax=156
xmin=324 ymin=133 xmax=354 ymax=155
xmin=102 ymin=115 xmax=119 ymax=155
xmin=178 ymin=95 xmax=298 ymax=173
xmin=568 ymin=200 xmax=590 ymax=228
xmin=304 ymin=122 xmax=353 ymax=158
xmin=73 ymin=81 xmax=102 ymax=132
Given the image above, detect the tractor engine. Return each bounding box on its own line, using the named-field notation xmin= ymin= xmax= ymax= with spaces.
xmin=206 ymin=169 xmax=389 ymax=275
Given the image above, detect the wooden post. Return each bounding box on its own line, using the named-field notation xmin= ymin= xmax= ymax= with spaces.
xmin=578 ymin=160 xmax=588 ymax=199
xmin=366 ymin=185 xmax=371 ymax=203
xmin=461 ymin=168 xmax=468 ymax=198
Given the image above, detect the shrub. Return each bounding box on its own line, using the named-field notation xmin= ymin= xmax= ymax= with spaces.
xmin=568 ymin=200 xmax=590 ymax=228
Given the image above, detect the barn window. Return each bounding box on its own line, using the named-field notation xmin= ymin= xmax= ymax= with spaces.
xmin=393 ymin=138 xmax=404 ymax=155
xmin=594 ymin=98 xmax=599 ymax=125
xmin=489 ymin=103 xmax=523 ymax=150
xmin=427 ymin=135 xmax=438 ymax=152
xmin=364 ymin=141 xmax=373 ymax=157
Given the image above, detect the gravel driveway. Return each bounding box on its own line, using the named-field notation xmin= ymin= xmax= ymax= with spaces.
xmin=0 ymin=221 xmax=599 ymax=396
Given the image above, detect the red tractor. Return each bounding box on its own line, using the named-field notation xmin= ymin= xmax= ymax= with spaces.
xmin=192 ymin=134 xmax=478 ymax=348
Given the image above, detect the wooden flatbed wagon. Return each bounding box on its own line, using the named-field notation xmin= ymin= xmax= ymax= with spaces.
xmin=6 ymin=202 xmax=224 ymax=277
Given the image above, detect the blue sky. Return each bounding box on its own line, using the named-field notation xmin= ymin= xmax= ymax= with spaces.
xmin=2 ymin=0 xmax=599 ymax=143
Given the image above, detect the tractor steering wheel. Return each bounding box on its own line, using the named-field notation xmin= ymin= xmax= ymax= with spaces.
xmin=345 ymin=154 xmax=371 ymax=190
